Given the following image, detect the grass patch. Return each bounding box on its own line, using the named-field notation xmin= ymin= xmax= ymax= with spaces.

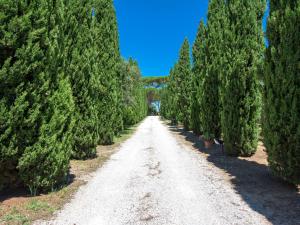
xmin=114 ymin=124 xmax=139 ymax=144
xmin=26 ymin=200 xmax=55 ymax=213
xmin=1 ymin=207 xmax=29 ymax=225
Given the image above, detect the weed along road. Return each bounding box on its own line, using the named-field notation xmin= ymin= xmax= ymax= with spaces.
xmin=37 ymin=116 xmax=270 ymax=225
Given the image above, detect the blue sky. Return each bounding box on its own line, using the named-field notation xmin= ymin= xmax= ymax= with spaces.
xmin=115 ymin=0 xmax=269 ymax=77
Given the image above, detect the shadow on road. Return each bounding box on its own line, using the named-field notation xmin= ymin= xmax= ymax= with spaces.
xmin=168 ymin=125 xmax=300 ymax=225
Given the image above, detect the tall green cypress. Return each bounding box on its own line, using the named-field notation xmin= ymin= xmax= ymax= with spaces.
xmin=160 ymin=66 xmax=179 ymax=124
xmin=93 ymin=0 xmax=121 ymax=145
xmin=160 ymin=86 xmax=169 ymax=119
xmin=168 ymin=66 xmax=179 ymax=124
xmin=119 ymin=59 xmax=133 ymax=125
xmin=201 ymin=0 xmax=226 ymax=140
xmin=0 ymin=0 xmax=74 ymax=194
xmin=119 ymin=59 xmax=146 ymax=126
xmin=64 ymin=0 xmax=98 ymax=159
xmin=191 ymin=20 xmax=206 ymax=135
xmin=221 ymin=0 xmax=265 ymax=156
xmin=176 ymin=39 xmax=192 ymax=130
xmin=160 ymin=68 xmax=176 ymax=125
xmin=132 ymin=62 xmax=148 ymax=123
xmin=264 ymin=0 xmax=300 ymax=184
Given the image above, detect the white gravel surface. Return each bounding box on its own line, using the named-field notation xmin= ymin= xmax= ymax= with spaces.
xmin=37 ymin=116 xmax=270 ymax=225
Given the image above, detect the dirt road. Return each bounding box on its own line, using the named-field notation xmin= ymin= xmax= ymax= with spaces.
xmin=38 ymin=116 xmax=271 ymax=225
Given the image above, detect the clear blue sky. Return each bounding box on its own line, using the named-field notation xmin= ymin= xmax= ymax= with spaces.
xmin=115 ymin=0 xmax=269 ymax=77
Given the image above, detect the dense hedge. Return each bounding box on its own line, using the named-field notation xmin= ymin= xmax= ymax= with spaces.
xmin=0 ymin=0 xmax=147 ymax=193
xmin=264 ymin=0 xmax=300 ymax=184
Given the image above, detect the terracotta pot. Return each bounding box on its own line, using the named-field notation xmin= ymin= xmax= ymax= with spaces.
xmin=204 ymin=139 xmax=214 ymax=149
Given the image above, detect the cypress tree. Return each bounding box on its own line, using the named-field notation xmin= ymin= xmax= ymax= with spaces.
xmin=191 ymin=20 xmax=206 ymax=135
xmin=93 ymin=0 xmax=121 ymax=145
xmin=120 ymin=59 xmax=146 ymax=126
xmin=160 ymin=66 xmax=179 ymax=124
xmin=201 ymin=0 xmax=226 ymax=140
xmin=264 ymin=0 xmax=300 ymax=184
xmin=119 ymin=59 xmax=132 ymax=125
xmin=176 ymin=39 xmax=192 ymax=130
xmin=64 ymin=0 xmax=98 ymax=159
xmin=133 ymin=66 xmax=148 ymax=123
xmin=160 ymin=87 xmax=168 ymax=119
xmin=0 ymin=0 xmax=74 ymax=194
xmin=221 ymin=0 xmax=265 ymax=156
xmin=160 ymin=72 xmax=170 ymax=119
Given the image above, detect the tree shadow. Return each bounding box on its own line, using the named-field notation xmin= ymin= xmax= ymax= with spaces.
xmin=169 ymin=126 xmax=300 ymax=225
xmin=0 ymin=172 xmax=76 ymax=202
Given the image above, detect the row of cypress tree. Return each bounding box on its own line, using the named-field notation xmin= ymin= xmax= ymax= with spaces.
xmin=161 ymin=0 xmax=299 ymax=185
xmin=0 ymin=0 xmax=147 ymax=194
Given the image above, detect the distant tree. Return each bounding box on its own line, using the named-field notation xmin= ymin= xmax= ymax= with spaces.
xmin=120 ymin=59 xmax=147 ymax=126
xmin=160 ymin=87 xmax=168 ymax=118
xmin=263 ymin=0 xmax=300 ymax=184
xmin=176 ymin=39 xmax=192 ymax=130
xmin=160 ymin=68 xmax=178 ymax=124
xmin=191 ymin=20 xmax=206 ymax=135
xmin=221 ymin=0 xmax=265 ymax=156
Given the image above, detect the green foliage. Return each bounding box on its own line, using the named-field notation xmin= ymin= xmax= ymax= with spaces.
xmin=1 ymin=207 xmax=29 ymax=225
xmin=263 ymin=0 xmax=300 ymax=184
xmin=176 ymin=39 xmax=192 ymax=130
xmin=26 ymin=200 xmax=55 ymax=213
xmin=201 ymin=0 xmax=225 ymax=140
xmin=161 ymin=39 xmax=196 ymax=129
xmin=221 ymin=0 xmax=265 ymax=156
xmin=65 ymin=0 xmax=97 ymax=159
xmin=190 ymin=21 xmax=206 ymax=135
xmin=0 ymin=0 xmax=147 ymax=194
xmin=145 ymin=87 xmax=161 ymax=114
xmin=120 ymin=59 xmax=147 ymax=126
xmin=0 ymin=0 xmax=74 ymax=194
xmin=142 ymin=76 xmax=167 ymax=88
xmin=93 ymin=0 xmax=121 ymax=145
xmin=160 ymin=68 xmax=179 ymax=124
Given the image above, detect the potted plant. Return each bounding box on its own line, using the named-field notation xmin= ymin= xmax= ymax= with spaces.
xmin=202 ymin=132 xmax=214 ymax=149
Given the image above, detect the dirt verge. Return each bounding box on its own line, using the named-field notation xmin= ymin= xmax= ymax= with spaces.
xmin=0 ymin=124 xmax=139 ymax=225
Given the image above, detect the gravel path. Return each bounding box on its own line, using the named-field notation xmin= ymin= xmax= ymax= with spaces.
xmin=37 ymin=116 xmax=270 ymax=225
